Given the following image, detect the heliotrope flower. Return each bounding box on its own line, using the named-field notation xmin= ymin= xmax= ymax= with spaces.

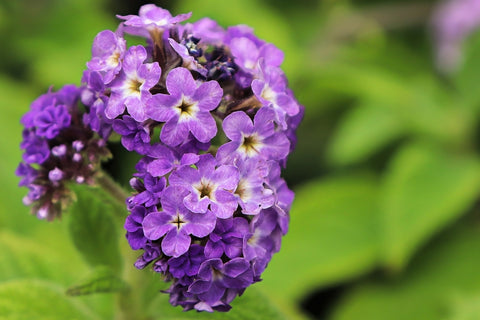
xmin=18 ymin=3 xmax=303 ymax=312
xmin=146 ymin=67 xmax=222 ymax=146
xmin=105 ymin=45 xmax=161 ymax=122
xmin=17 ymin=85 xmax=111 ymax=220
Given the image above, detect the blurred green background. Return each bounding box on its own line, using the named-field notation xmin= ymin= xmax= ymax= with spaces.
xmin=3 ymin=0 xmax=480 ymax=319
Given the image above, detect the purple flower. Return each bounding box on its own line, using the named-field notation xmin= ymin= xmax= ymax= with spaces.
xmin=229 ymin=37 xmax=283 ymax=75
xmin=142 ymin=187 xmax=216 ymax=257
xmin=21 ymin=131 xmax=50 ymax=164
xmin=118 ymin=4 xmax=192 ymax=38
xmin=135 ymin=242 xmax=162 ymax=269
xmin=130 ymin=173 xmax=166 ymax=208
xmin=16 ymin=163 xmax=38 ymax=187
xmin=234 ymin=158 xmax=274 ymax=215
xmin=266 ymin=161 xmax=294 ymax=221
xmin=112 ymin=115 xmax=150 ymax=154
xmin=87 ymin=30 xmax=126 ymax=84
xmin=18 ymin=84 xmax=112 ymax=220
xmin=21 ymin=85 xmax=79 ymax=129
xmin=168 ymin=244 xmax=205 ymax=278
xmin=81 ymin=70 xmax=113 ymax=140
xmin=145 ymin=143 xmax=199 ymax=178
xmin=188 ymin=258 xmax=253 ymax=305
xmin=125 ymin=205 xmax=148 ymax=250
xmin=147 ymin=67 xmax=222 ymax=146
xmin=252 ymin=65 xmax=300 ymax=129
xmin=106 ymin=45 xmax=161 ymax=122
xmin=190 ymin=18 xmax=226 ymax=45
xmin=170 ymin=154 xmax=239 ymax=219
xmin=243 ymin=209 xmax=278 ymax=276
xmin=204 ymin=217 xmax=249 ymax=259
xmin=217 ymin=107 xmax=290 ymax=163
xmin=34 ymin=104 xmax=71 ymax=139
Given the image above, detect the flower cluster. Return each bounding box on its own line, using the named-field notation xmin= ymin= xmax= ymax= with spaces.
xmin=99 ymin=5 xmax=304 ymax=311
xmin=16 ymin=85 xmax=111 ymax=220
xmin=17 ymin=3 xmax=303 ymax=312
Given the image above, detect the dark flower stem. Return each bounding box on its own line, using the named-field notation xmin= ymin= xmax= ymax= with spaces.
xmin=96 ymin=173 xmax=131 ymax=212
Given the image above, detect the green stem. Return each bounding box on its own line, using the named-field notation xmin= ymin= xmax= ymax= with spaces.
xmin=96 ymin=174 xmax=131 ymax=209
xmin=95 ymin=173 xmax=147 ymax=320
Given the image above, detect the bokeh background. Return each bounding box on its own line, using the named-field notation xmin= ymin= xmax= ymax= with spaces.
xmin=2 ymin=0 xmax=480 ymax=319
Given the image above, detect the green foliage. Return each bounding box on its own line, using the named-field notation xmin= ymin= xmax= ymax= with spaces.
xmin=330 ymin=216 xmax=480 ymax=320
xmin=380 ymin=142 xmax=480 ymax=271
xmin=0 ymin=231 xmax=87 ymax=285
xmin=67 ymin=184 xmax=123 ymax=272
xmin=327 ymin=101 xmax=406 ymax=165
xmin=0 ymin=279 xmax=98 ymax=320
xmin=66 ymin=266 xmax=128 ymax=296
xmin=447 ymin=294 xmax=480 ymax=320
xmin=261 ymin=174 xmax=380 ymax=301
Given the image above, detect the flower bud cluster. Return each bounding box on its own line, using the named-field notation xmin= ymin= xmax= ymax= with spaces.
xmin=16 ymin=85 xmax=111 ymax=220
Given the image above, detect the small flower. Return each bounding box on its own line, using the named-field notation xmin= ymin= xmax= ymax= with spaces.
xmin=34 ymin=104 xmax=72 ymax=139
xmin=188 ymin=258 xmax=254 ymax=306
xmin=125 ymin=205 xmax=149 ymax=250
xmin=204 ymin=217 xmax=249 ymax=259
xmin=87 ymin=30 xmax=126 ymax=84
xmin=118 ymin=4 xmax=192 ymax=38
xmin=234 ymin=158 xmax=274 ymax=215
xmin=147 ymin=67 xmax=222 ymax=146
xmin=217 ymin=107 xmax=290 ymax=163
xmin=106 ymin=45 xmax=161 ymax=122
xmin=112 ymin=115 xmax=151 ymax=154
xmin=145 ymin=143 xmax=199 ymax=178
xmin=142 ymin=186 xmax=216 ymax=257
xmin=169 ymin=154 xmax=239 ymax=219
xmin=168 ymin=244 xmax=205 ymax=279
xmin=252 ymin=65 xmax=300 ymax=129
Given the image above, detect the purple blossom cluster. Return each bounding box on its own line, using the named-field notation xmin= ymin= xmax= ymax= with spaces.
xmin=17 ymin=3 xmax=303 ymax=312
xmin=432 ymin=0 xmax=480 ymax=71
xmin=16 ymin=85 xmax=111 ymax=220
xmin=101 ymin=5 xmax=304 ymax=311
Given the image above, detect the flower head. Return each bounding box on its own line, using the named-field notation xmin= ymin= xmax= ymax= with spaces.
xmin=19 ymin=3 xmax=303 ymax=312
xmin=17 ymin=85 xmax=111 ymax=220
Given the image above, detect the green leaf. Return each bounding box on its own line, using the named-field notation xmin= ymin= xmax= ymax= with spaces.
xmin=330 ymin=215 xmax=480 ymax=320
xmin=447 ymin=294 xmax=480 ymax=320
xmin=453 ymin=32 xmax=480 ymax=110
xmin=381 ymin=142 xmax=480 ymax=271
xmin=0 ymin=75 xmax=40 ymax=235
xmin=312 ymin=64 xmax=471 ymax=147
xmin=0 ymin=230 xmax=87 ymax=284
xmin=148 ymin=286 xmax=299 ymax=320
xmin=66 ymin=266 xmax=128 ymax=296
xmin=15 ymin=0 xmax=116 ymax=87
xmin=327 ymin=101 xmax=406 ymax=166
xmin=261 ymin=174 xmax=380 ymax=302
xmin=0 ymin=279 xmax=99 ymax=320
xmin=67 ymin=184 xmax=123 ymax=272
